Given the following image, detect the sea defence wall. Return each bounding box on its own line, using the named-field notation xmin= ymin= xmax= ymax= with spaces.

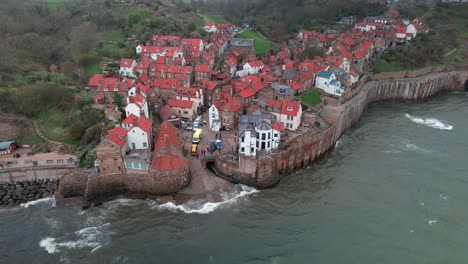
xmin=57 ymin=170 xmax=190 ymax=205
xmin=0 ymin=179 xmax=58 ymax=206
xmin=0 ymin=165 xmax=75 ymax=182
xmin=216 ymin=71 xmax=468 ymax=188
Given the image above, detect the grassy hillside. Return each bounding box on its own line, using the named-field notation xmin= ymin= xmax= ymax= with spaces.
xmin=236 ymin=30 xmax=272 ymax=55
xmin=374 ymin=3 xmax=468 ymax=72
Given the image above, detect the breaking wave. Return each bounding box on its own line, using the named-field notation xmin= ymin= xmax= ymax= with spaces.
xmin=405 ymin=114 xmax=453 ymax=131
xmin=40 ymin=223 xmax=112 ymax=254
xmin=20 ymin=196 xmax=56 ymax=208
xmin=405 ymin=143 xmax=432 ymax=154
xmin=157 ymin=185 xmax=259 ymax=214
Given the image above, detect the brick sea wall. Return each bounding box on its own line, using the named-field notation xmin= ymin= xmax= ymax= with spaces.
xmin=217 ymin=71 xmax=468 ymax=189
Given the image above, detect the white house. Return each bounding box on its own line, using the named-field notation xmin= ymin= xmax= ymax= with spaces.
xmin=280 ymin=101 xmax=302 ymax=131
xmin=175 ymin=87 xmax=204 ymax=110
xmin=120 ymin=59 xmax=137 ymax=77
xmin=350 ymin=71 xmax=359 ymax=84
xmin=315 ymin=70 xmax=345 ymax=96
xmin=209 ymin=105 xmax=221 ymax=131
xmin=238 ymin=111 xmax=283 ymax=157
xmin=203 ymin=22 xmax=218 ymax=33
xmin=406 ymin=24 xmax=418 ymax=39
xmin=126 ymin=87 xmax=149 ymax=119
xmin=122 ymin=115 xmax=152 ymax=150
xmin=167 ymin=99 xmax=196 ymax=120
xmin=243 ymin=61 xmax=264 ymax=75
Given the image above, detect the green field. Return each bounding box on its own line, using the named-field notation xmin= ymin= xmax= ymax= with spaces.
xmin=84 ymin=60 xmax=101 ymax=75
xmin=200 ymin=13 xmax=229 ymax=24
xmin=236 ymin=30 xmax=271 ymax=55
xmin=99 ymin=29 xmax=125 ymax=42
xmin=299 ymin=89 xmax=322 ymax=107
xmin=373 ymin=59 xmax=406 ymax=73
xmin=36 ymin=110 xmax=79 ymax=145
xmin=44 ymin=0 xmax=74 ymax=4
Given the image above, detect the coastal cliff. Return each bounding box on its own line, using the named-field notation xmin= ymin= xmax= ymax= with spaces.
xmin=216 ymin=71 xmax=468 ymax=188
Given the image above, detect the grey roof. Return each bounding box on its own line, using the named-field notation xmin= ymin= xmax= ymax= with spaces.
xmin=271 ymin=83 xmax=291 ymax=95
xmin=316 ymin=70 xmax=333 ymax=79
xmin=0 ymin=141 xmax=15 ymax=150
xmin=231 ymin=38 xmax=254 ymax=47
xmin=284 ymin=69 xmax=298 ymax=81
xmin=256 ymin=120 xmax=272 ymax=131
xmin=330 ymin=80 xmax=341 ymax=87
xmin=239 ymin=112 xmax=274 ymax=135
xmin=238 ymin=123 xmax=256 ymax=137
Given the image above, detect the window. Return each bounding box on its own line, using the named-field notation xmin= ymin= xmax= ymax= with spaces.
xmin=262 ymin=134 xmax=266 ymax=140
xmin=274 ymin=133 xmax=278 ymax=138
xmin=268 ymin=142 xmax=270 ymax=148
xmin=133 ymin=163 xmax=140 ymax=169
xmin=184 ymin=111 xmax=188 ymax=114
xmin=125 ymin=162 xmax=132 ymax=168
xmin=251 ymin=148 xmax=254 ymax=153
xmin=241 ymin=147 xmax=245 ymax=152
xmin=256 ymin=141 xmax=259 ymax=148
xmin=141 ymin=164 xmax=148 ymax=170
xmin=268 ymin=133 xmax=271 ymax=140
xmin=104 ymin=88 xmax=109 ymax=92
xmin=241 ymin=137 xmax=244 ymax=143
xmin=143 ymin=142 xmax=148 ymax=148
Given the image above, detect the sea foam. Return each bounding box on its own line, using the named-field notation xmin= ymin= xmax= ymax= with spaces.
xmin=40 ymin=223 xmax=111 ymax=254
xmin=157 ymin=184 xmax=259 ymax=214
xmin=20 ymin=196 xmax=56 ymax=208
xmin=405 ymin=114 xmax=453 ymax=131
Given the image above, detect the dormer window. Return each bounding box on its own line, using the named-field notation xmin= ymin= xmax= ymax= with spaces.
xmin=104 ymin=88 xmax=108 ymax=92
xmin=114 ymin=88 xmax=118 ymax=92
xmin=287 ymin=106 xmax=293 ymax=111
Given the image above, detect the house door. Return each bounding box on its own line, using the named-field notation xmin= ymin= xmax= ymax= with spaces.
xmin=261 ymin=142 xmax=266 ymax=150
xmin=132 ymin=143 xmax=136 ymax=150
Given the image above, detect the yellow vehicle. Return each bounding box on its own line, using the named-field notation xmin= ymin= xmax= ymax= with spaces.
xmin=191 ymin=144 xmax=198 ymax=156
xmin=192 ymin=129 xmax=203 ymax=144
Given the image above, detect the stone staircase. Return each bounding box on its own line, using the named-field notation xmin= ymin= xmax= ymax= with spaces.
xmin=32 ymin=121 xmax=65 ymax=152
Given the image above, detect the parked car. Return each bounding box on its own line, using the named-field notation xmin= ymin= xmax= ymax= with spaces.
xmin=209 ymin=141 xmax=217 ymax=152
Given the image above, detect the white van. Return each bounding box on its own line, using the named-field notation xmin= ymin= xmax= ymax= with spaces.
xmin=193 ymin=116 xmax=202 ymax=131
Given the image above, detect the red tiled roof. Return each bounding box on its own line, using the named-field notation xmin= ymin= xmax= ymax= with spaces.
xmin=195 ymin=64 xmax=210 ymax=72
xmin=267 ymin=100 xmax=283 ymax=110
xmin=272 ymin=122 xmax=285 ymax=132
xmin=151 ymin=156 xmax=188 ymax=172
xmin=200 ymin=80 xmax=217 ymax=91
xmin=159 ymin=105 xmax=179 ymax=120
xmin=153 ymin=122 xmax=181 ymax=153
xmin=87 ymin=74 xmax=104 ymax=87
xmin=220 ymin=97 xmax=244 ymax=112
xmin=239 ymin=88 xmax=255 ymax=99
xmin=122 ymin=114 xmax=138 ymax=125
xmin=281 ymin=101 xmax=300 ymax=116
xmin=167 ymin=99 xmax=193 ymax=109
xmin=137 ymin=116 xmax=152 ymax=132
xmin=107 ymin=127 xmax=128 ymax=147
xmin=247 ymin=60 xmax=264 ymax=68
xmin=120 ymin=58 xmax=134 ymax=68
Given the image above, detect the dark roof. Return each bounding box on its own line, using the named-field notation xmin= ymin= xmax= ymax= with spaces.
xmin=317 ymin=70 xmax=334 ymax=79
xmin=271 ymin=83 xmax=292 ymax=95
xmin=284 ymin=69 xmax=298 ymax=81
xmin=231 ymin=38 xmax=254 ymax=47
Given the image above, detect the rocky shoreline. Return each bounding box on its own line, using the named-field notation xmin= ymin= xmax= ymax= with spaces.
xmin=0 ymin=179 xmax=58 ymax=206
